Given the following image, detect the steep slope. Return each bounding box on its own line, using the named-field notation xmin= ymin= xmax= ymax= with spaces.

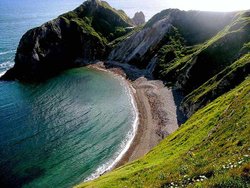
xmin=109 ymin=9 xmax=236 ymax=68
xmin=1 ymin=3 xmax=249 ymax=187
xmin=156 ymin=11 xmax=250 ymax=116
xmin=181 ymin=53 xmax=250 ymax=117
xmin=78 ymin=77 xmax=250 ymax=188
xmin=1 ymin=0 xmax=133 ymax=81
xmin=157 ymin=11 xmax=250 ymax=92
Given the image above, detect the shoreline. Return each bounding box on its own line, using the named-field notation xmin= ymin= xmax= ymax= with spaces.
xmin=0 ymin=70 xmax=7 ymax=78
xmin=85 ymin=61 xmax=180 ymax=179
xmin=84 ymin=63 xmax=139 ymax=182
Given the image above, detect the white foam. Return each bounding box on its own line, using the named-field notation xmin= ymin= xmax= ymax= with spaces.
xmin=0 ymin=50 xmax=15 ymax=55
xmin=0 ymin=70 xmax=7 ymax=77
xmin=0 ymin=61 xmax=14 ymax=68
xmin=0 ymin=61 xmax=14 ymax=78
xmin=84 ymin=70 xmax=139 ymax=182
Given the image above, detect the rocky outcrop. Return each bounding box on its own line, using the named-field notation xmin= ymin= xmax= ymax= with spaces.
xmin=1 ymin=0 xmax=132 ymax=81
xmin=1 ymin=17 xmax=106 ymax=81
xmin=109 ymin=17 xmax=173 ymax=68
xmin=132 ymin=11 xmax=145 ymax=26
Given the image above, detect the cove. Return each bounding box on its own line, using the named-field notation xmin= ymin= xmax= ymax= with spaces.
xmin=0 ymin=67 xmax=136 ymax=188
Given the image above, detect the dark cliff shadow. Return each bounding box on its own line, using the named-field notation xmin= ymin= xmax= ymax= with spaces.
xmin=172 ymin=89 xmax=187 ymax=126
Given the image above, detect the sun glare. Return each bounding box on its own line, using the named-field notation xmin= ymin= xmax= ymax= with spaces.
xmin=107 ymin=0 xmax=250 ymax=20
xmin=167 ymin=0 xmax=250 ymax=12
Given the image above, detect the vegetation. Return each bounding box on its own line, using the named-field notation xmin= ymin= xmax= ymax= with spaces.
xmin=76 ymin=9 xmax=250 ymax=188
xmin=60 ymin=0 xmax=134 ymax=43
xmin=109 ymin=26 xmax=143 ymax=48
xmin=145 ymin=10 xmax=235 ymax=45
xmin=157 ymin=11 xmax=250 ymax=92
xmin=78 ymin=77 xmax=250 ymax=188
xmin=181 ymin=53 xmax=250 ymax=116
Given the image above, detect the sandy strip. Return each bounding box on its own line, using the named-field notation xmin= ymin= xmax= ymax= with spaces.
xmin=87 ymin=62 xmax=179 ymax=169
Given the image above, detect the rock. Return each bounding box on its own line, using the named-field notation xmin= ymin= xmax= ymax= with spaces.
xmin=132 ymin=11 xmax=145 ymax=26
xmin=1 ymin=17 xmax=106 ymax=81
xmin=109 ymin=16 xmax=173 ymax=68
xmin=1 ymin=0 xmax=133 ymax=81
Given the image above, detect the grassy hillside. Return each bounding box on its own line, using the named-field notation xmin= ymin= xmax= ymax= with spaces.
xmin=61 ymin=0 xmax=133 ymax=44
xmin=77 ymin=77 xmax=250 ymax=188
xmin=154 ymin=10 xmax=250 ymax=117
xmin=113 ymin=9 xmax=236 ymax=68
xmin=156 ymin=11 xmax=250 ymax=94
xmin=146 ymin=9 xmax=235 ymax=45
xmin=181 ymin=53 xmax=250 ymax=117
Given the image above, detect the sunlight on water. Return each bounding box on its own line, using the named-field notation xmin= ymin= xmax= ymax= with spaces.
xmin=0 ymin=67 xmax=136 ymax=187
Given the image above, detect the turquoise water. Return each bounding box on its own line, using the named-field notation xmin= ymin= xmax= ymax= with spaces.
xmin=0 ymin=1 xmax=137 ymax=187
xmin=0 ymin=67 xmax=136 ymax=187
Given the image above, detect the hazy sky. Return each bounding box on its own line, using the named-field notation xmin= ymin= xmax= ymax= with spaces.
xmin=105 ymin=0 xmax=250 ymax=20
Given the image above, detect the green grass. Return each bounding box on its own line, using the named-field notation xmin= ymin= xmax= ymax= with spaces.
xmin=98 ymin=1 xmax=133 ymax=25
xmin=109 ymin=26 xmax=143 ymax=48
xmin=181 ymin=53 xmax=250 ymax=116
xmin=71 ymin=18 xmax=107 ymax=43
xmin=156 ymin=10 xmax=250 ymax=94
xmin=77 ymin=77 xmax=250 ymax=188
xmin=59 ymin=0 xmax=133 ymax=46
xmin=54 ymin=8 xmax=250 ymax=187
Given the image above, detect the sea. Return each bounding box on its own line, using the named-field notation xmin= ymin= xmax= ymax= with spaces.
xmin=0 ymin=0 xmax=138 ymax=187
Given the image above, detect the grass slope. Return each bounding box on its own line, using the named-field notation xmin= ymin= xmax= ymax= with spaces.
xmin=145 ymin=9 xmax=235 ymax=45
xmin=156 ymin=10 xmax=250 ymax=94
xmin=181 ymin=53 xmax=250 ymax=117
xmin=61 ymin=0 xmax=133 ymax=44
xmin=77 ymin=77 xmax=250 ymax=187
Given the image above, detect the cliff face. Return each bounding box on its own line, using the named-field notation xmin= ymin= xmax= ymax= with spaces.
xmin=156 ymin=11 xmax=250 ymax=117
xmin=1 ymin=17 xmax=106 ymax=81
xmin=109 ymin=9 xmax=236 ymax=68
xmin=1 ymin=0 xmax=133 ymax=81
xmin=1 ymin=2 xmax=249 ymax=117
xmin=180 ymin=53 xmax=250 ymax=117
xmin=109 ymin=16 xmax=173 ymax=68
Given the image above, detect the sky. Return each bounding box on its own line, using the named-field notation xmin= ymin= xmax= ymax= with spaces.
xmin=105 ymin=0 xmax=250 ymax=20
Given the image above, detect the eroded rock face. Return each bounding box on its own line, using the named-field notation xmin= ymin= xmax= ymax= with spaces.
xmin=1 ymin=17 xmax=106 ymax=81
xmin=132 ymin=11 xmax=145 ymax=26
xmin=109 ymin=17 xmax=173 ymax=68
